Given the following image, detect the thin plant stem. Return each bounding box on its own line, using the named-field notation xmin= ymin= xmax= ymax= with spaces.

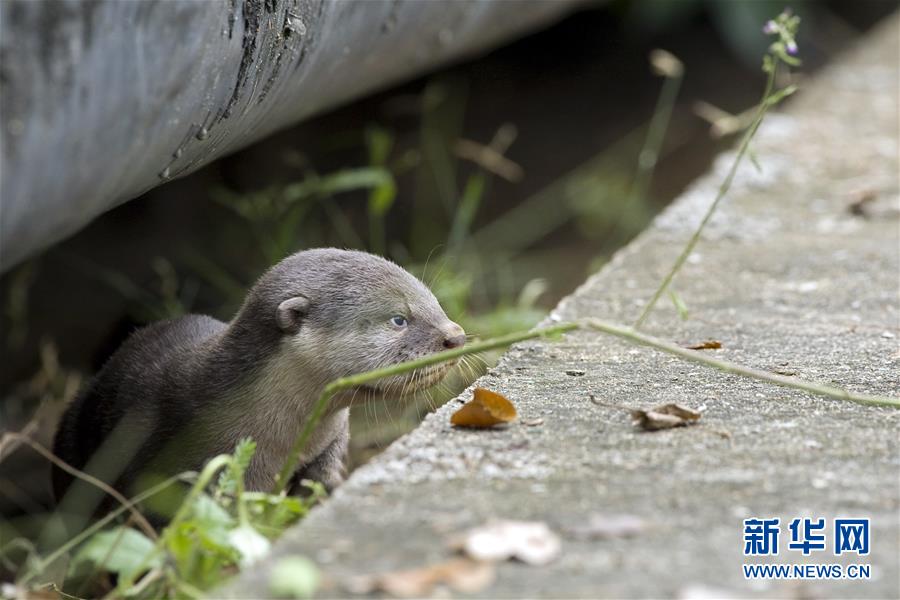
xmin=595 ymin=62 xmax=683 ymax=257
xmin=274 ymin=316 xmax=900 ymax=495
xmin=630 ymin=67 xmax=683 ymax=207
xmin=0 ymin=433 xmax=157 ymax=540
xmin=580 ymin=318 xmax=899 ymax=409
xmin=634 ymin=65 xmax=777 ymax=329
xmin=270 ymin=322 xmax=579 ymax=494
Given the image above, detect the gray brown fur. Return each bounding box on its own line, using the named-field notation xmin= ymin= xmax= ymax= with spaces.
xmin=52 ymin=249 xmax=464 ymax=520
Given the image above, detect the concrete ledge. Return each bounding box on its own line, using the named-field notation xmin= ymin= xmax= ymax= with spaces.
xmin=228 ymin=15 xmax=899 ymax=598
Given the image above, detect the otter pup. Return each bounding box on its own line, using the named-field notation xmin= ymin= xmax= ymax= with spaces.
xmin=52 ymin=248 xmax=464 ymax=519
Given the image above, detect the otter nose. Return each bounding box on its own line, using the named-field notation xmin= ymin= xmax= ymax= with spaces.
xmin=442 ymin=324 xmax=466 ymax=349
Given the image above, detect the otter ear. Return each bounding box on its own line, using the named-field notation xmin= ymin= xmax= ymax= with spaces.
xmin=276 ymin=296 xmax=309 ymax=333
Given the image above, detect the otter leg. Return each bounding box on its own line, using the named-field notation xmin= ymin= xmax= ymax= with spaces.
xmin=289 ymin=428 xmax=348 ymax=495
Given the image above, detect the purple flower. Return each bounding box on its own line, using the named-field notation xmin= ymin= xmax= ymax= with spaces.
xmin=786 ymin=40 xmax=798 ymax=55
xmin=763 ymin=20 xmax=778 ymax=34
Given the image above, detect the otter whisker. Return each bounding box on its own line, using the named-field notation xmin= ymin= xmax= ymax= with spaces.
xmin=426 ymin=253 xmax=448 ymax=290
xmin=421 ymin=244 xmax=444 ymax=287
xmin=456 ymin=357 xmax=472 ymax=383
xmin=458 ymin=356 xmax=478 ymax=384
xmin=465 ymin=353 xmax=488 ymax=368
xmin=423 ymin=388 xmax=438 ymax=414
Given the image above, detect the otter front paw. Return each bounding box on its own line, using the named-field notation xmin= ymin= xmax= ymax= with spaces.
xmin=291 ymin=434 xmax=348 ymax=495
xmin=291 ymin=463 xmax=345 ymax=495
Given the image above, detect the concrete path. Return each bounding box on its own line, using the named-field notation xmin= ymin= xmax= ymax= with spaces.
xmin=228 ymin=16 xmax=899 ymax=599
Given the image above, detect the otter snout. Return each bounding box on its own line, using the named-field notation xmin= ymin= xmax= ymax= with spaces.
xmin=442 ymin=322 xmax=466 ymax=350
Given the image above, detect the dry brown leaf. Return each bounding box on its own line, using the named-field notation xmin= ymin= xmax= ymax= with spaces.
xmin=631 ymin=403 xmax=701 ymax=431
xmin=847 ymin=189 xmax=877 ymax=217
xmin=685 ymin=340 xmax=722 ymax=350
xmin=1 ymin=584 xmax=58 ymax=600
xmin=455 ymin=520 xmax=561 ymax=566
xmin=349 ymin=558 xmax=495 ymax=598
xmin=451 ymin=388 xmax=517 ymax=428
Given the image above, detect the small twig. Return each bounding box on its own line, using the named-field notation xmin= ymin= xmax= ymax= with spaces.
xmin=0 ymin=414 xmax=40 ymax=460
xmin=0 ymin=538 xmax=37 ymax=571
xmin=453 ymin=139 xmax=523 ymax=182
xmin=20 ymin=474 xmax=188 ymax=586
xmin=588 ymin=394 xmax=630 ymax=412
xmin=43 ymin=582 xmax=90 ymax=600
xmin=1 ymin=432 xmax=157 ymax=541
xmin=692 ymin=101 xmax=756 ymax=138
xmin=109 ymin=567 xmax=162 ymax=600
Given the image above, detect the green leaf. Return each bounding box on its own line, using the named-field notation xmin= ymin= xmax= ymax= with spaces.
xmin=269 ymin=555 xmax=320 ymax=599
xmin=191 ymin=494 xmax=234 ymax=531
xmin=243 ymin=488 xmax=321 ymax=534
xmin=165 ymin=521 xmax=239 ymax=590
xmin=367 ymin=179 xmax=397 ymax=216
xmin=217 ymin=438 xmax=256 ymax=496
xmin=317 ymin=167 xmax=394 ymax=196
xmin=71 ymin=527 xmax=161 ymax=581
xmin=365 ymin=125 xmax=394 ymax=166
xmin=766 ymin=84 xmax=798 ymax=107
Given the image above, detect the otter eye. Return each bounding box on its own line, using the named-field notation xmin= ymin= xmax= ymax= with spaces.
xmin=390 ymin=315 xmax=408 ymax=328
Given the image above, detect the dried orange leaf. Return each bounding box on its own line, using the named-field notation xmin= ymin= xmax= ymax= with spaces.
xmin=631 ymin=403 xmax=701 ymax=431
xmin=685 ymin=340 xmax=722 ymax=350
xmin=451 ymin=388 xmax=517 ymax=428
xmin=349 ymin=558 xmax=495 ymax=598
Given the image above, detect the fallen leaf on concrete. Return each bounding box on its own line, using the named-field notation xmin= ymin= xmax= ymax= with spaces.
xmin=568 ymin=513 xmax=649 ymax=540
xmin=847 ymin=189 xmax=877 ymax=217
xmin=348 ymin=558 xmax=494 ymax=598
xmin=631 ymin=403 xmax=701 ymax=431
xmin=684 ymin=340 xmax=722 ymax=350
xmin=451 ymin=388 xmax=517 ymax=428
xmin=1 ymin=583 xmax=57 ymax=600
xmin=455 ymin=520 xmax=561 ymax=566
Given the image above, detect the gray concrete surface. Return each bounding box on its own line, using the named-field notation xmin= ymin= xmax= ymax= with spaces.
xmin=227 ymin=16 xmax=900 ymax=599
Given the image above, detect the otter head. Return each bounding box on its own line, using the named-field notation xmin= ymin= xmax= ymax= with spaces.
xmin=249 ymin=248 xmax=465 ymax=398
